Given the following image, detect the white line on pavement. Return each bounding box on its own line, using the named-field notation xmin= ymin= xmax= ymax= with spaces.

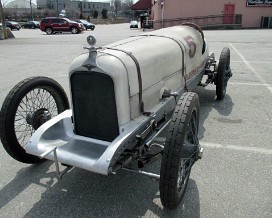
xmin=229 ymin=43 xmax=272 ymax=95
xmin=228 ymin=82 xmax=271 ymax=86
xmin=153 ymin=137 xmax=272 ymax=155
xmin=232 ymin=61 xmax=272 ymax=64
xmin=201 ymin=141 xmax=272 ymax=155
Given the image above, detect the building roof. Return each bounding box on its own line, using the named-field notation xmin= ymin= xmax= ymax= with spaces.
xmin=5 ymin=0 xmax=37 ymax=8
xmin=131 ymin=0 xmax=152 ymax=11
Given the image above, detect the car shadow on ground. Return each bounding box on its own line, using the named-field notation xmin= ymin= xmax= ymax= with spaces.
xmin=194 ymin=86 xmax=234 ymax=140
xmin=0 ymin=159 xmax=200 ymax=217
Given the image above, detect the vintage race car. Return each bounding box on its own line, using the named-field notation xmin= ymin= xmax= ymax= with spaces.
xmin=0 ymin=23 xmax=232 ymax=209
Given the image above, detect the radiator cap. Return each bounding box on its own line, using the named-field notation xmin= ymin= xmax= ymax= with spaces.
xmin=87 ymin=35 xmax=96 ymax=47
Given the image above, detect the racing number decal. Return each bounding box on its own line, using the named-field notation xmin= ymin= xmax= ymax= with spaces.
xmin=184 ymin=36 xmax=196 ymax=58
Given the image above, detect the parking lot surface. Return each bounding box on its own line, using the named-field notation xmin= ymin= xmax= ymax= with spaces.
xmin=0 ymin=25 xmax=272 ymax=217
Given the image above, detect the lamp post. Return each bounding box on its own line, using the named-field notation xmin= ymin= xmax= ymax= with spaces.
xmin=161 ymin=0 xmax=164 ymax=28
xmin=56 ymin=0 xmax=59 ymax=17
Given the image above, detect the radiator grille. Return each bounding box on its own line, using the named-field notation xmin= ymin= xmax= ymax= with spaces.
xmin=71 ymin=71 xmax=119 ymax=142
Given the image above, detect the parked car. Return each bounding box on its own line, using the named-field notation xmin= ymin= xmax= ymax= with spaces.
xmin=5 ymin=21 xmax=21 ymax=30
xmin=75 ymin=19 xmax=95 ymax=30
xmin=40 ymin=17 xmax=84 ymax=34
xmin=21 ymin=21 xmax=40 ymax=29
xmin=130 ymin=20 xmax=138 ymax=28
xmin=0 ymin=23 xmax=11 ymax=31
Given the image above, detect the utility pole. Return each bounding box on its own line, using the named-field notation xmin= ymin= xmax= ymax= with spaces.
xmin=56 ymin=0 xmax=59 ymax=17
xmin=30 ymin=0 xmax=34 ymax=21
xmin=0 ymin=0 xmax=8 ymax=39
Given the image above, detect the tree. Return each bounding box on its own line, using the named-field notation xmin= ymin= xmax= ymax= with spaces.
xmin=121 ymin=0 xmax=133 ymax=16
xmin=93 ymin=10 xmax=98 ymax=19
xmin=65 ymin=7 xmax=80 ymax=19
xmin=79 ymin=12 xmax=84 ymax=19
xmin=0 ymin=0 xmax=8 ymax=39
xmin=114 ymin=0 xmax=121 ymax=14
xmin=101 ymin=8 xmax=107 ymax=19
xmin=121 ymin=0 xmax=133 ymax=11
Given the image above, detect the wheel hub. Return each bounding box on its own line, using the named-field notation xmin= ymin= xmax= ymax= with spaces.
xmin=26 ymin=108 xmax=51 ymax=130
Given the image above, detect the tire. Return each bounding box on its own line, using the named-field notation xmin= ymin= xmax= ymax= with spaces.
xmin=45 ymin=27 xmax=53 ymax=35
xmin=216 ymin=47 xmax=231 ymax=100
xmin=0 ymin=77 xmax=69 ymax=163
xmin=160 ymin=92 xmax=200 ymax=209
xmin=71 ymin=27 xmax=78 ymax=34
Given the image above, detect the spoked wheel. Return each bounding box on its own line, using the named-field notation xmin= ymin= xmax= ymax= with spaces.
xmin=216 ymin=47 xmax=232 ymax=100
xmin=0 ymin=77 xmax=69 ymax=163
xmin=160 ymin=92 xmax=200 ymax=209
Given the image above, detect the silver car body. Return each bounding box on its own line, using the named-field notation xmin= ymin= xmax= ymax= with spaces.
xmin=25 ymin=26 xmax=209 ymax=175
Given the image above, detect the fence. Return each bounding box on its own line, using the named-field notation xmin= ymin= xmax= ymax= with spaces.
xmin=152 ymin=14 xmax=242 ymax=30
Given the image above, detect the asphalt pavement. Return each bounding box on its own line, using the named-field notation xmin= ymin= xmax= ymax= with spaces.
xmin=0 ymin=24 xmax=271 ymax=217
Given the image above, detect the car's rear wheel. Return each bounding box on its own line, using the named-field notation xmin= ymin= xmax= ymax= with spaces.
xmin=0 ymin=77 xmax=69 ymax=163
xmin=216 ymin=47 xmax=231 ymax=100
xmin=45 ymin=27 xmax=53 ymax=35
xmin=71 ymin=27 xmax=78 ymax=34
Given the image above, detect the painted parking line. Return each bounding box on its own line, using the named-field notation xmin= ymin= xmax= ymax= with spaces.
xmin=232 ymin=61 xmax=272 ymax=64
xmin=229 ymin=82 xmax=272 ymax=86
xmin=229 ymin=43 xmax=272 ymax=94
xmin=201 ymin=141 xmax=272 ymax=155
xmin=154 ymin=137 xmax=272 ymax=155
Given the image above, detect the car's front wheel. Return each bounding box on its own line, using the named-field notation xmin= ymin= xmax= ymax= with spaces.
xmin=0 ymin=77 xmax=69 ymax=163
xmin=71 ymin=27 xmax=78 ymax=34
xmin=160 ymin=92 xmax=200 ymax=209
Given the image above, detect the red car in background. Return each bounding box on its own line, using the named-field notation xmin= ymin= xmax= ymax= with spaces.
xmin=40 ymin=17 xmax=84 ymax=34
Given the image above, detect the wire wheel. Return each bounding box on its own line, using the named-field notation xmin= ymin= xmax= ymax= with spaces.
xmin=0 ymin=77 xmax=69 ymax=163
